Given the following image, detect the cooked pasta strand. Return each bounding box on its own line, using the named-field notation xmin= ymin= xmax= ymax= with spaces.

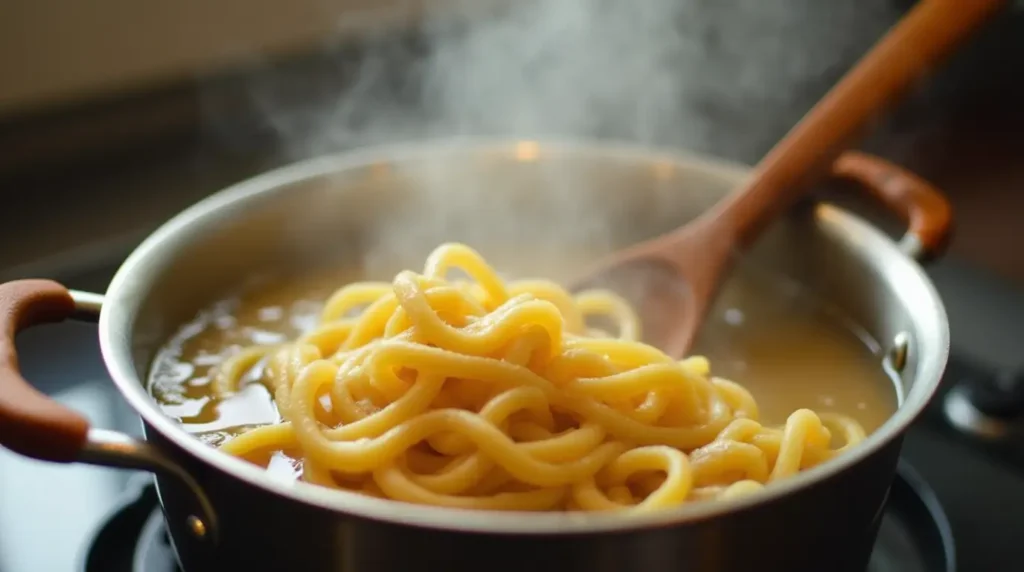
xmin=215 ymin=243 xmax=866 ymax=512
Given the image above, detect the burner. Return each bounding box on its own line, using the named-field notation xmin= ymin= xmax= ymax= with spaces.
xmin=81 ymin=463 xmax=954 ymax=572
xmin=866 ymin=463 xmax=955 ymax=572
xmin=79 ymin=476 xmax=178 ymax=572
xmin=134 ymin=508 xmax=178 ymax=572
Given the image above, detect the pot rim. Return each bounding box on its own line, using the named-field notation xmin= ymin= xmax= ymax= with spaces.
xmin=98 ymin=137 xmax=949 ymax=534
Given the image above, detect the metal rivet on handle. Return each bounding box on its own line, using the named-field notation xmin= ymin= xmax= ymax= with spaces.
xmin=887 ymin=332 xmax=910 ymax=374
xmin=187 ymin=515 xmax=207 ymax=540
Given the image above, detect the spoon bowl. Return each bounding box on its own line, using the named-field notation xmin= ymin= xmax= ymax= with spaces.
xmin=574 ymin=0 xmax=1004 ymax=357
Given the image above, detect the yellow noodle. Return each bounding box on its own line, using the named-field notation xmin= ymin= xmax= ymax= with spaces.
xmin=216 ymin=243 xmax=867 ymax=512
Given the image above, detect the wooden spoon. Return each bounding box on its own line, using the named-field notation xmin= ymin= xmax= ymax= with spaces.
xmin=577 ymin=0 xmax=1006 ymax=357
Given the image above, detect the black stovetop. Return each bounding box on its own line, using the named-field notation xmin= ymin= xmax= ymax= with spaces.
xmin=2 ymin=254 xmax=1024 ymax=572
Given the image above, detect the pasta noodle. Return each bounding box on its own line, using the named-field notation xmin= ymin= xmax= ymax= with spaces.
xmin=214 ymin=243 xmax=866 ymax=512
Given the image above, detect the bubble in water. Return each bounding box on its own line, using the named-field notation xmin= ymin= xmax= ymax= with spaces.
xmin=161 ymin=395 xmax=211 ymax=419
xmin=192 ymin=350 xmax=224 ymax=367
xmin=290 ymin=300 xmax=323 ymax=333
xmin=258 ymin=306 xmax=285 ymax=322
xmin=151 ymin=359 xmax=194 ymax=384
xmin=215 ymin=315 xmax=237 ymax=330
xmin=724 ymin=308 xmax=745 ymax=326
xmin=247 ymin=328 xmax=288 ymax=345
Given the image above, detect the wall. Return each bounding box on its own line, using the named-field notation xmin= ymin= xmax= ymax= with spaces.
xmin=0 ymin=0 xmax=440 ymax=119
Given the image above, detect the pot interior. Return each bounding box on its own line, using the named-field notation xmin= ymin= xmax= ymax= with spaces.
xmin=107 ymin=140 xmax=946 ymax=485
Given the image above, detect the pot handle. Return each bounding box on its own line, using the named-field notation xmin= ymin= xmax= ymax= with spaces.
xmin=0 ymin=279 xmax=218 ymax=542
xmin=831 ymin=151 xmax=953 ymax=262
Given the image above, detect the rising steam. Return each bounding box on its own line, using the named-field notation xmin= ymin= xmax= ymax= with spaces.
xmin=199 ymin=0 xmax=902 ymax=281
xmin=221 ymin=0 xmax=897 ymax=163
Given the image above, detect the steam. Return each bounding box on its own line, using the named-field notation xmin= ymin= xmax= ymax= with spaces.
xmin=234 ymin=0 xmax=896 ymax=161
xmin=199 ymin=0 xmax=902 ymax=278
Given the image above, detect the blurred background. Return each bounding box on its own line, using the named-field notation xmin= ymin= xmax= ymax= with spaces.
xmin=2 ymin=1 xmax=1024 ymax=571
xmin=2 ymin=0 xmax=1023 ymax=285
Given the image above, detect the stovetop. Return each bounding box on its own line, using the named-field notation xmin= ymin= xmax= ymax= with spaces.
xmin=2 ymin=253 xmax=1024 ymax=572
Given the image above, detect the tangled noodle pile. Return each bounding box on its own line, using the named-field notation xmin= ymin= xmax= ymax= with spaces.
xmin=215 ymin=243 xmax=865 ymax=512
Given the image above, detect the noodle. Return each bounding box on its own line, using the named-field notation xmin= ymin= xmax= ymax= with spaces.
xmin=214 ymin=243 xmax=865 ymax=512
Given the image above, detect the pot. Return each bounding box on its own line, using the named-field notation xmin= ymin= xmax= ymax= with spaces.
xmin=0 ymin=140 xmax=950 ymax=572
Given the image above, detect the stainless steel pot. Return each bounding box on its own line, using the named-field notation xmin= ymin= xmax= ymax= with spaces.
xmin=0 ymin=140 xmax=951 ymax=572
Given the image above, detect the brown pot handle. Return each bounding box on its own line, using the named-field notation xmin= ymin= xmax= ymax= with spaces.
xmin=831 ymin=151 xmax=953 ymax=261
xmin=0 ymin=279 xmax=89 ymax=461
xmin=0 ymin=278 xmax=219 ymax=541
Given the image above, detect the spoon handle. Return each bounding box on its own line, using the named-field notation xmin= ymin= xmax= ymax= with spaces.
xmin=709 ymin=0 xmax=1006 ymax=248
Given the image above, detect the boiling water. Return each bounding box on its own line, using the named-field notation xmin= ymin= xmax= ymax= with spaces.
xmin=148 ymin=268 xmax=898 ymax=481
